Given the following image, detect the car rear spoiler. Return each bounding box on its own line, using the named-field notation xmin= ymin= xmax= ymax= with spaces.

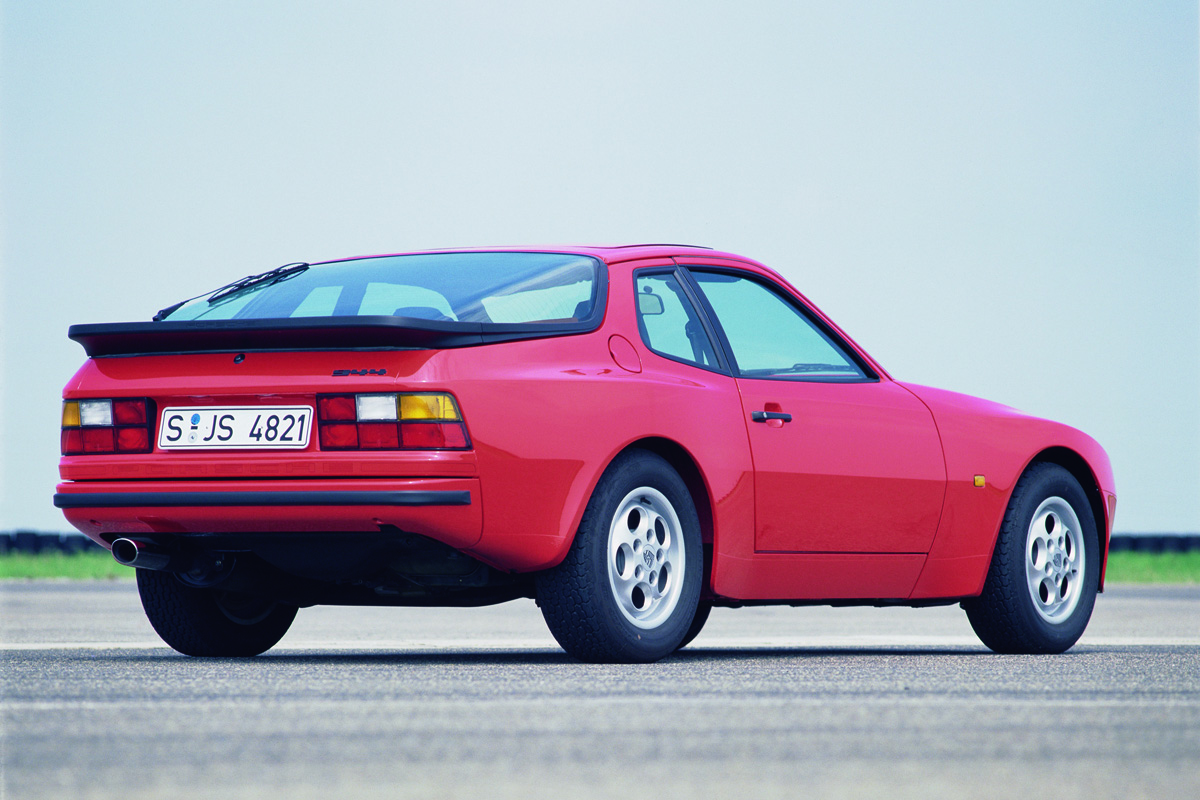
xmin=68 ymin=316 xmax=593 ymax=357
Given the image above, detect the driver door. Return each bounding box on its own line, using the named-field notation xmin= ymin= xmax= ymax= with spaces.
xmin=686 ymin=269 xmax=946 ymax=554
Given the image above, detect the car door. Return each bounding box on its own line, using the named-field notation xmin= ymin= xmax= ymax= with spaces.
xmin=685 ymin=268 xmax=946 ymax=554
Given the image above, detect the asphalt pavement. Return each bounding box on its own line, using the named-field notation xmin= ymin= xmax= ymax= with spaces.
xmin=2 ymin=581 xmax=1198 ymax=800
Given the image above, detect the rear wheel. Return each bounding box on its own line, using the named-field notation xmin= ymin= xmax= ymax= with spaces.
xmin=963 ymin=463 xmax=1099 ymax=654
xmin=537 ymin=450 xmax=703 ymax=663
xmin=136 ymin=568 xmax=297 ymax=657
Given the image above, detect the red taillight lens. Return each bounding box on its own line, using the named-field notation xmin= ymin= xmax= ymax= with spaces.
xmin=61 ymin=398 xmax=154 ymax=455
xmin=317 ymin=395 xmax=356 ymax=421
xmin=319 ymin=423 xmax=359 ymax=450
xmin=442 ymin=424 xmax=469 ymax=449
xmin=113 ymin=400 xmax=148 ymax=425
xmin=81 ymin=427 xmax=115 ymax=453
xmin=316 ymin=393 xmax=470 ymax=451
xmin=402 ymin=422 xmax=468 ymax=449
xmin=116 ymin=428 xmax=150 ymax=452
xmin=358 ymin=422 xmax=400 ymax=449
xmin=61 ymin=429 xmax=83 ymax=453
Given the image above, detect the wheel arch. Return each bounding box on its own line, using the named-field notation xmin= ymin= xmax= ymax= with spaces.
xmin=534 ymin=436 xmax=710 ymax=662
xmin=572 ymin=437 xmax=716 ymax=593
xmin=623 ymin=437 xmax=715 ymax=547
xmin=1025 ymin=446 xmax=1110 ymax=590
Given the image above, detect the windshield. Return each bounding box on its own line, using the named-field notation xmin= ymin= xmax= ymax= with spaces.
xmin=161 ymin=252 xmax=601 ymax=325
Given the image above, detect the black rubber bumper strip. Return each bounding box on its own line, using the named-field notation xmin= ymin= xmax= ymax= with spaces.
xmin=53 ymin=490 xmax=471 ymax=509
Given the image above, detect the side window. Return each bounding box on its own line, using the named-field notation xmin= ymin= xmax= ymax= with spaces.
xmin=635 ymin=272 xmax=720 ymax=369
xmin=691 ymin=271 xmax=868 ymax=381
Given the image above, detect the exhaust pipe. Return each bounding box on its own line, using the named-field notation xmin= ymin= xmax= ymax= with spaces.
xmin=110 ymin=539 xmax=313 ymax=602
xmin=112 ymin=538 xmax=199 ymax=572
xmin=110 ymin=538 xmax=235 ymax=588
xmin=112 ymin=538 xmax=172 ymax=570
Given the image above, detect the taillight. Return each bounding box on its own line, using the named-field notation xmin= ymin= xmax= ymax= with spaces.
xmin=316 ymin=393 xmax=469 ymax=451
xmin=61 ymin=398 xmax=154 ymax=455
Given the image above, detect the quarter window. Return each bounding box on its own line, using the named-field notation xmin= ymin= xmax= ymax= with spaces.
xmin=635 ymin=272 xmax=720 ymax=370
xmin=690 ymin=271 xmax=868 ymax=381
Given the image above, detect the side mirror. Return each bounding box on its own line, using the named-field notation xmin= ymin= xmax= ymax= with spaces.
xmin=638 ymin=292 xmax=665 ymax=316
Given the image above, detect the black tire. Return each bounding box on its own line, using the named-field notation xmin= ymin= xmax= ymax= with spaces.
xmin=963 ymin=463 xmax=1100 ymax=654
xmin=677 ymin=600 xmax=713 ymax=650
xmin=536 ymin=450 xmax=703 ymax=663
xmin=136 ymin=568 xmax=298 ymax=657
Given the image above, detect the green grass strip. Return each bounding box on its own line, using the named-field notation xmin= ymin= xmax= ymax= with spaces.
xmin=2 ymin=547 xmax=1199 ymax=583
xmin=0 ymin=550 xmax=133 ymax=580
xmin=1104 ymin=550 xmax=1200 ymax=584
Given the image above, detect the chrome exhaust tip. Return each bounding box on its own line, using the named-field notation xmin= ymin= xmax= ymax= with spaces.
xmin=111 ymin=538 xmax=172 ymax=571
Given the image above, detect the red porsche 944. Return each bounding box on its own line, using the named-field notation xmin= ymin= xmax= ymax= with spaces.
xmin=56 ymin=246 xmax=1115 ymax=661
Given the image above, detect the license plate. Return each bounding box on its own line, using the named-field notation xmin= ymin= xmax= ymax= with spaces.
xmin=158 ymin=406 xmax=313 ymax=450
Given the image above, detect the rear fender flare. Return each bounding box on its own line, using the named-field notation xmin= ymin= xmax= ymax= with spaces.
xmin=552 ymin=436 xmax=715 ymax=569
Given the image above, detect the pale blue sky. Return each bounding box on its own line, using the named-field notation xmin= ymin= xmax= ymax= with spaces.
xmin=2 ymin=1 xmax=1197 ymax=531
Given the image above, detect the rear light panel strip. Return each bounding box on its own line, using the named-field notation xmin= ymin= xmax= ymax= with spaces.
xmin=61 ymin=399 xmax=155 ymax=455
xmin=317 ymin=393 xmax=470 ymax=451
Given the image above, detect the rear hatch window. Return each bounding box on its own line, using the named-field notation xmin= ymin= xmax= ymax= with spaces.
xmin=162 ymin=252 xmax=601 ymax=325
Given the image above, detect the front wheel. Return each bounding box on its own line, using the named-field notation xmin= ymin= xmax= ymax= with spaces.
xmin=136 ymin=568 xmax=298 ymax=657
xmin=963 ymin=463 xmax=1100 ymax=654
xmin=537 ymin=450 xmax=703 ymax=663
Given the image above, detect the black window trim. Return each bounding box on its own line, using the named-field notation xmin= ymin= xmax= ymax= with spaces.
xmin=631 ymin=267 xmax=732 ymax=376
xmin=675 ymin=265 xmax=880 ymax=384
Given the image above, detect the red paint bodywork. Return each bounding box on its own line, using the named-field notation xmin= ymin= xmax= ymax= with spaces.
xmin=58 ymin=245 xmax=1116 ymax=605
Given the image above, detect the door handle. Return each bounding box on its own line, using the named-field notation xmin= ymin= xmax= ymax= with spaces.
xmin=751 ymin=410 xmax=793 ymax=423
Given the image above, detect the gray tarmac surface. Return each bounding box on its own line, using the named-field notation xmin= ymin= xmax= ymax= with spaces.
xmin=2 ymin=581 xmax=1198 ymax=799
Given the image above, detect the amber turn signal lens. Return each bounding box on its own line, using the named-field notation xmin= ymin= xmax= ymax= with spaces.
xmin=400 ymin=393 xmax=460 ymax=421
xmin=62 ymin=401 xmax=81 ymax=428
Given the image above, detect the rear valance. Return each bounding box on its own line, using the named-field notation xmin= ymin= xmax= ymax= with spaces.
xmin=69 ymin=316 xmax=593 ymax=357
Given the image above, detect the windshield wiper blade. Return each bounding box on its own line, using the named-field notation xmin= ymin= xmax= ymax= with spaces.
xmin=207 ymin=262 xmax=310 ymax=304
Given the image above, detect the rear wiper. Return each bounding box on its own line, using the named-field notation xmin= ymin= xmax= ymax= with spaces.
xmin=207 ymin=262 xmax=309 ymax=304
xmin=152 ymin=263 xmax=312 ymax=323
xmin=152 ymin=263 xmax=310 ymax=321
xmin=152 ymin=300 xmax=188 ymax=322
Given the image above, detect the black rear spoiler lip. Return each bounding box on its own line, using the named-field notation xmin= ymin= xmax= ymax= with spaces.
xmin=68 ymin=316 xmax=597 ymax=357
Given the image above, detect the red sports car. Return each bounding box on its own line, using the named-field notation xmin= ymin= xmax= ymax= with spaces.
xmin=56 ymin=245 xmax=1115 ymax=661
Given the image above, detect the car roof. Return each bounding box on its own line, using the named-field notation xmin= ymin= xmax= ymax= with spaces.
xmin=319 ymin=244 xmax=761 ymax=267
